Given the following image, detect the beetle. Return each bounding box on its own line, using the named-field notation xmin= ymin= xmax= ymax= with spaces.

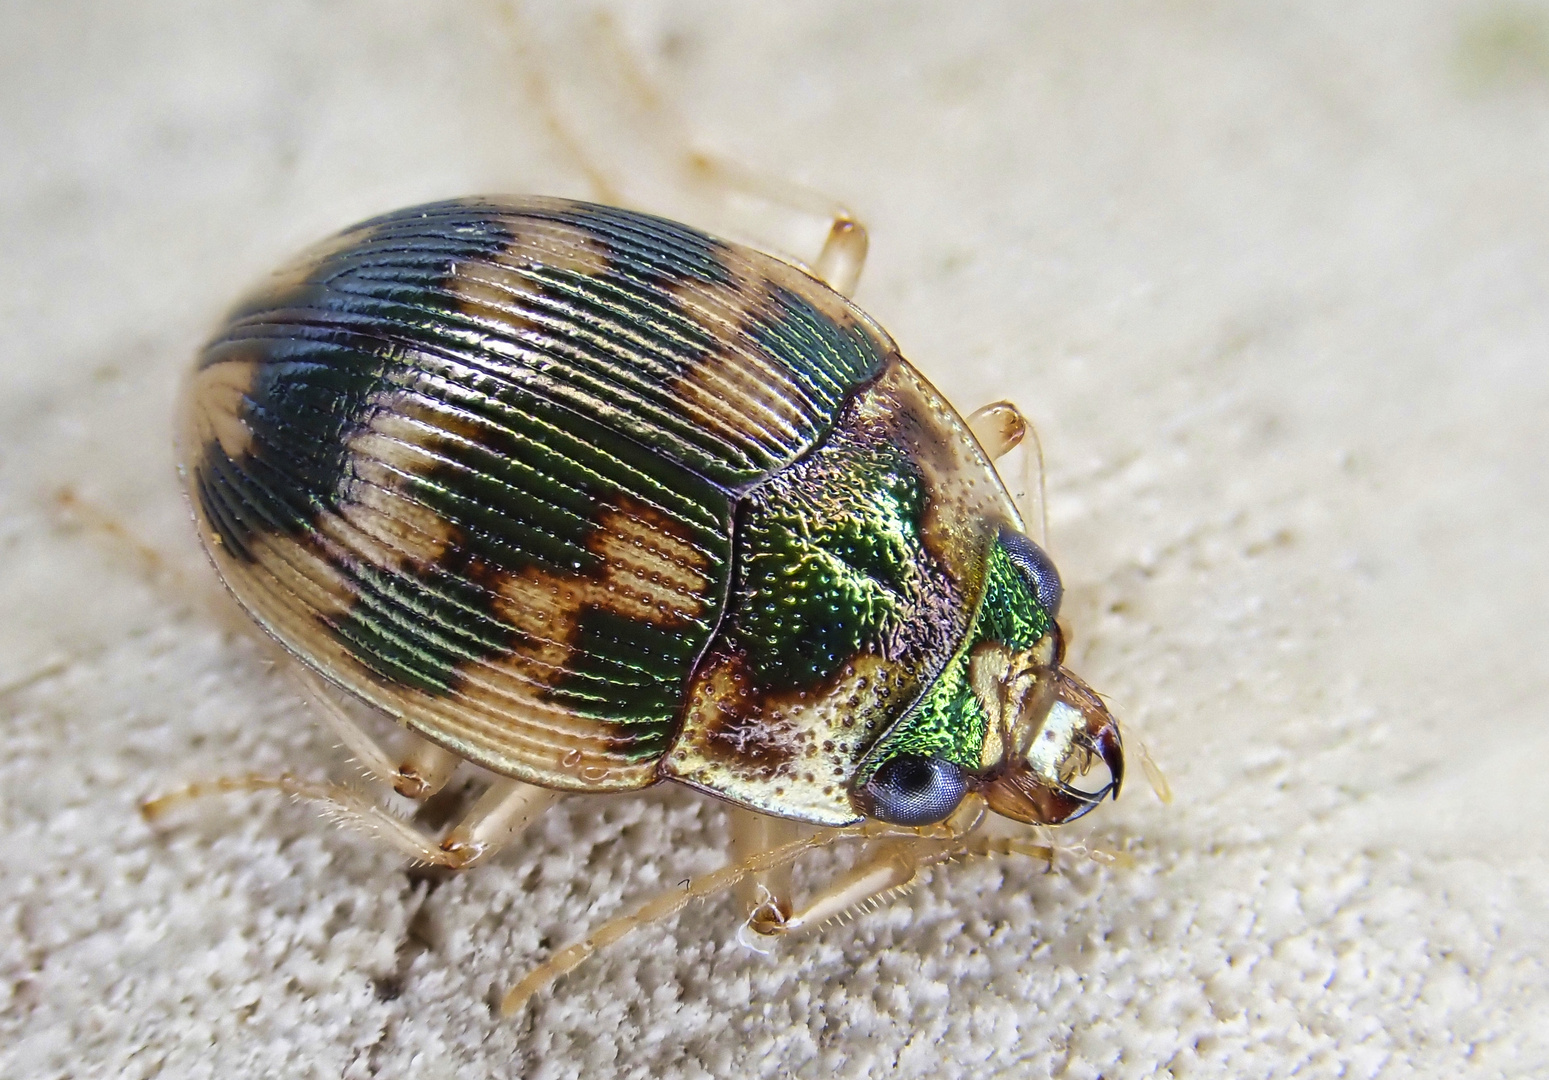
xmin=167 ymin=195 xmax=1123 ymax=1011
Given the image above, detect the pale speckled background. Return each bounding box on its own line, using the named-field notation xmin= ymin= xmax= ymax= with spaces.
xmin=2 ymin=2 xmax=1548 ymax=1077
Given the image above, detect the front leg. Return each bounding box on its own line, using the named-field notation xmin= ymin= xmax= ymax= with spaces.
xmin=765 ymin=837 xmax=929 ymax=934
xmin=495 ymin=799 xmax=1090 ymax=1015
xmin=967 ymin=400 xmax=1048 ymax=547
xmin=747 ymin=799 xmax=988 ymax=937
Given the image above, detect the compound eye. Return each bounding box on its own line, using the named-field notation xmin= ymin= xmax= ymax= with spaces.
xmin=856 ymin=755 xmax=968 ymax=826
xmin=1000 ymin=528 xmax=1063 ymax=617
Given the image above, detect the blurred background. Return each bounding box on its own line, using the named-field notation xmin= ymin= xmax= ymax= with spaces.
xmin=1 ymin=2 xmax=1546 ymax=1077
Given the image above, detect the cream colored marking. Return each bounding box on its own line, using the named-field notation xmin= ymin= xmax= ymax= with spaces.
xmin=665 ymin=653 xmax=897 ymax=826
xmin=193 ymin=464 xmax=657 ymax=790
xmin=663 ymin=234 xmax=905 ymax=458
xmin=663 ymin=254 xmax=812 ymax=454
xmin=447 ymin=217 xmax=781 ymax=459
xmin=401 ymin=676 xmax=649 ymax=790
xmin=489 ymin=565 xmax=589 ymax=670
xmin=970 ymin=642 xmax=1015 ymax=771
xmin=184 ymin=358 xmax=260 ymax=460
xmin=226 ymin=541 xmax=654 ymax=789
xmin=211 ymin=517 xmax=360 ymax=622
xmin=673 ymin=337 xmax=809 ymax=452
xmin=450 ymin=220 xmax=610 ymax=319
xmin=484 ymin=503 xmax=711 ymax=672
xmin=375 ymin=499 xmax=713 ymax=785
xmin=199 ymin=480 xmax=602 ymax=781
xmin=590 ymin=501 xmax=713 ymax=622
xmin=741 ymin=243 xmax=870 ymax=329
xmin=332 ymin=395 xmax=460 ymax=572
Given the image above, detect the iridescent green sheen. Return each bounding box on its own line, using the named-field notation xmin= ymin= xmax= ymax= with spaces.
xmin=183 ymin=194 xmax=1118 ymax=826
xmin=185 ymin=197 xmax=897 ymax=788
xmin=858 ymin=538 xmax=1053 ymax=775
xmin=730 ymin=437 xmax=926 ymax=691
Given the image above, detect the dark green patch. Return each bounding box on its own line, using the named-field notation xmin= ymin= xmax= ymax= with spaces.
xmin=729 ymin=438 xmax=926 ymax=691
xmin=526 ymin=200 xmax=737 ymax=290
xmin=746 ymin=285 xmax=888 ymax=417
xmin=199 ymin=199 xmax=849 ymax=762
xmin=564 ymin=608 xmax=709 ymax=762
xmin=856 ymin=538 xmax=1054 ymax=777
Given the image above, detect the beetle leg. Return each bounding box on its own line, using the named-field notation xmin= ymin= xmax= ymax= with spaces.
xmin=752 ymin=829 xmax=1099 ymax=938
xmin=967 ymin=401 xmax=1049 ymax=547
xmin=142 ymin=771 xmax=560 ymax=870
xmin=140 ymin=774 xmax=481 ymax=866
xmin=812 ymin=216 xmax=869 ymax=298
xmin=437 ymin=777 xmax=560 ymax=869
xmin=48 ymin=486 xmax=472 ymax=802
xmin=292 ymin=667 xmax=463 ymax=800
xmin=500 ymin=826 xmax=842 ymax=1017
xmin=760 ymin=837 xmax=931 ymax=935
xmin=747 ymin=797 xmax=988 ymax=936
xmin=501 ymin=6 xmax=866 ymax=293
xmin=497 ymin=811 xmax=993 ymax=1016
xmin=729 ymin=808 xmax=811 ymax=932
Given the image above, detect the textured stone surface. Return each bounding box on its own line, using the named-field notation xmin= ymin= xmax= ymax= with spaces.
xmin=2 ymin=2 xmax=1546 ymax=1077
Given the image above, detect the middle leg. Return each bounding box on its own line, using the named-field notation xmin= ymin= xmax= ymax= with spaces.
xmin=146 ymin=664 xmax=561 ymax=869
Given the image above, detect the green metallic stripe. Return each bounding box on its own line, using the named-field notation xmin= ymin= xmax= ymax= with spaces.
xmin=232 ymin=342 xmax=725 ymax=543
xmin=284 ymin=206 xmax=769 ymax=480
xmin=327 ymin=562 xmax=491 ymax=697
xmin=335 ymin=200 xmax=884 ymax=484
xmin=519 ymin=199 xmax=737 ymax=287
xmin=854 ymin=539 xmax=1055 ymax=778
xmin=247 ymin=406 xmax=726 ymax=701
xmin=466 ymin=258 xmax=809 ymax=471
xmin=339 ymin=401 xmax=728 ymax=689
xmin=746 ymin=285 xmax=882 ymax=408
xmin=213 ymin=394 xmax=726 ymax=713
xmin=224 ymin=337 xmax=732 ymax=696
xmin=323 ymin=245 xmax=799 ymax=484
xmin=361 ymin=383 xmax=725 ymax=573
xmin=247 ymin=269 xmax=766 ymax=486
xmin=220 ymin=322 xmax=728 ymax=546
xmin=866 ymin=646 xmax=987 ymax=774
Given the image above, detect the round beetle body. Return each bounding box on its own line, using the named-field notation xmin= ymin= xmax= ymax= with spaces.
xmin=180 ymin=197 xmax=1121 ymax=830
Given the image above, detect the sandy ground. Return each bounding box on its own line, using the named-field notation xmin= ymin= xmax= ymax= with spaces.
xmin=2 ymin=2 xmax=1547 ymax=1077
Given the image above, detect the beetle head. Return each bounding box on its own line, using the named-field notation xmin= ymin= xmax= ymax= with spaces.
xmin=854 ymin=633 xmax=1123 ymax=828
xmin=851 ymin=529 xmax=1122 ymax=829
xmin=973 ymin=634 xmax=1124 ymax=825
